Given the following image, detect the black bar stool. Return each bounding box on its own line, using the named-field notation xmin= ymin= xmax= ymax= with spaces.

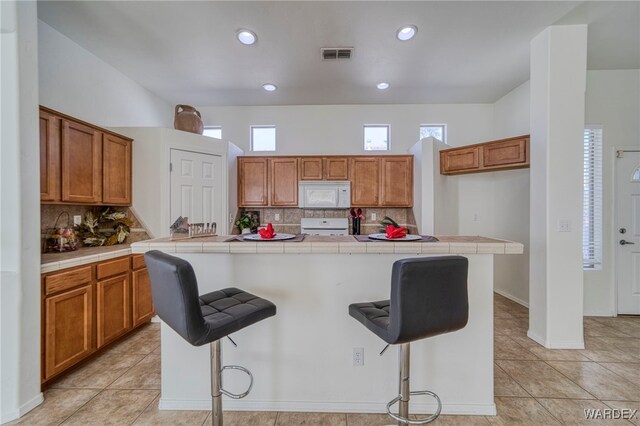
xmin=144 ymin=250 xmax=276 ymax=426
xmin=349 ymin=256 xmax=469 ymax=425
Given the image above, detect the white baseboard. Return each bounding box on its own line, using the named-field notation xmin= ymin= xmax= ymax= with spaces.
xmin=0 ymin=392 xmax=44 ymax=424
xmin=583 ymin=310 xmax=615 ymax=317
xmin=527 ymin=330 xmax=584 ymax=349
xmin=159 ymin=398 xmax=496 ymax=416
xmin=493 ymin=289 xmax=529 ymax=308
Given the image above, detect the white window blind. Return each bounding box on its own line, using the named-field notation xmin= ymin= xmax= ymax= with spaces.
xmin=583 ymin=127 xmax=603 ymax=269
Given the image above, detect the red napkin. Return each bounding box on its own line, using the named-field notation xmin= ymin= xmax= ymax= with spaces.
xmin=385 ymin=225 xmax=408 ymax=239
xmin=259 ymin=223 xmax=276 ymax=239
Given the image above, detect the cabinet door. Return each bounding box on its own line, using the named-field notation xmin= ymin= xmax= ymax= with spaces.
xmin=299 ymin=157 xmax=323 ymax=180
xmin=380 ymin=157 xmax=413 ymax=207
xmin=132 ymin=267 xmax=155 ymax=327
xmin=61 ymin=120 xmax=102 ymax=203
xmin=482 ymin=138 xmax=528 ymax=168
xmin=350 ymin=158 xmax=380 ymax=206
xmin=324 ymin=157 xmax=349 ymax=180
xmin=102 ymin=134 xmax=132 ymax=205
xmin=270 ymin=158 xmax=298 ymax=206
xmin=440 ymin=147 xmax=479 ymax=174
xmin=44 ymin=285 xmax=93 ymax=380
xmin=97 ymin=274 xmax=130 ymax=348
xmin=40 ymin=110 xmax=61 ymax=202
xmin=238 ymin=158 xmax=268 ymax=207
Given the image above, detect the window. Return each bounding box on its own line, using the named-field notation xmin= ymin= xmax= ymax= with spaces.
xmin=364 ymin=125 xmax=390 ymax=151
xmin=203 ymin=126 xmax=222 ymax=139
xmin=420 ymin=124 xmax=446 ymax=143
xmin=251 ymin=126 xmax=276 ymax=151
xmin=583 ymin=127 xmax=603 ymax=269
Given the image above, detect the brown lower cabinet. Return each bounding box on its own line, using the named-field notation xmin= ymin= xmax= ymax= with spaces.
xmin=42 ymin=254 xmax=155 ymax=384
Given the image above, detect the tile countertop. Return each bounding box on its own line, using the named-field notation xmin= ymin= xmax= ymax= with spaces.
xmin=41 ymin=244 xmax=132 ymax=273
xmin=130 ymin=235 xmax=524 ymax=256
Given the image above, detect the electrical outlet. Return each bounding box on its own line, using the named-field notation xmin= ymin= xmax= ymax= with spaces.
xmin=353 ymin=347 xmax=364 ymax=366
xmin=558 ymin=219 xmax=571 ymax=232
xmin=371 ymin=213 xmax=377 ymax=221
xmin=275 ymin=213 xmax=280 ymax=222
xmin=73 ymin=215 xmax=82 ymax=226
xmin=473 ymin=213 xmax=479 ymax=222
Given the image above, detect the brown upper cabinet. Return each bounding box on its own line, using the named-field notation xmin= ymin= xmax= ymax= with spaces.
xmin=350 ymin=157 xmax=380 ymax=206
xmin=270 ymin=158 xmax=298 ymax=206
xmin=349 ymin=156 xmax=413 ymax=207
xmin=40 ymin=110 xmax=61 ymax=202
xmin=238 ymin=157 xmax=269 ymax=207
xmin=40 ymin=106 xmax=133 ymax=205
xmin=102 ymin=134 xmax=132 ymax=205
xmin=299 ymin=157 xmax=349 ymax=181
xmin=323 ymin=157 xmax=349 ymax=180
xmin=299 ymin=157 xmax=323 ymax=180
xmin=238 ymin=155 xmax=412 ymax=208
xmin=380 ymin=157 xmax=413 ymax=207
xmin=440 ymin=135 xmax=530 ymax=175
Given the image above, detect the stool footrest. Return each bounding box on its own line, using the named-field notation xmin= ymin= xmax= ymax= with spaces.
xmin=386 ymin=390 xmax=442 ymax=425
xmin=220 ymin=365 xmax=254 ymax=399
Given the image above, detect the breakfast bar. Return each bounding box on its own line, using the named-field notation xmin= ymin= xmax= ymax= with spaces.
xmin=131 ymin=235 xmax=523 ymax=416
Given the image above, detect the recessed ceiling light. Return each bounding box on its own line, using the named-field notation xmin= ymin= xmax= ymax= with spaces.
xmin=376 ymin=82 xmax=390 ymax=90
xmin=396 ymin=25 xmax=417 ymax=41
xmin=262 ymin=83 xmax=277 ymax=92
xmin=237 ymin=29 xmax=257 ymax=45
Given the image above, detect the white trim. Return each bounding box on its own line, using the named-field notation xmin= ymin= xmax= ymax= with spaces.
xmin=493 ymin=289 xmax=529 ymax=308
xmin=1 ymin=393 xmax=44 ymax=424
xmin=527 ymin=330 xmax=584 ymax=349
xmin=583 ymin=310 xmax=615 ymax=317
xmin=159 ymin=398 xmax=496 ymax=416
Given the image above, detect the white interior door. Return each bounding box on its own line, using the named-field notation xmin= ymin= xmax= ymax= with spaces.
xmin=170 ymin=149 xmax=223 ymax=230
xmin=616 ymin=151 xmax=640 ymax=314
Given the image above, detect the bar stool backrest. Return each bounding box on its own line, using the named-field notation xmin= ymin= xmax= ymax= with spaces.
xmin=144 ymin=250 xmax=206 ymax=345
xmin=388 ymin=256 xmax=469 ymax=344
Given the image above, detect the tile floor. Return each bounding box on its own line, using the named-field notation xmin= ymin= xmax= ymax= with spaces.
xmin=9 ymin=294 xmax=640 ymax=425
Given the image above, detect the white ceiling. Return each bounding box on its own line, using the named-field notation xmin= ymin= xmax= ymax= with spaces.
xmin=38 ymin=1 xmax=640 ymax=106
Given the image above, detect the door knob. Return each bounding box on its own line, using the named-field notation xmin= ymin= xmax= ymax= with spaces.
xmin=619 ymin=228 xmax=626 ymax=234
xmin=620 ymin=240 xmax=635 ymax=245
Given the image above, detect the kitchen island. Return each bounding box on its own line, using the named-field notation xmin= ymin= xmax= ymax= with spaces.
xmin=131 ymin=235 xmax=523 ymax=416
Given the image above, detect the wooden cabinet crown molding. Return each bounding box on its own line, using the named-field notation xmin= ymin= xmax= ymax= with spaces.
xmin=440 ymin=135 xmax=530 ymax=175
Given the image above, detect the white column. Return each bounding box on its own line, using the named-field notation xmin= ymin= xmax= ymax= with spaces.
xmin=529 ymin=25 xmax=587 ymax=349
xmin=0 ymin=0 xmax=42 ymax=421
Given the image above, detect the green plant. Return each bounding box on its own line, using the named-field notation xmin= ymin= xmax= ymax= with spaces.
xmin=235 ymin=213 xmax=257 ymax=231
xmin=379 ymin=216 xmax=399 ymax=232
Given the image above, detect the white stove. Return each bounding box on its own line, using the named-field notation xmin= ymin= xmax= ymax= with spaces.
xmin=300 ymin=218 xmax=349 ymax=236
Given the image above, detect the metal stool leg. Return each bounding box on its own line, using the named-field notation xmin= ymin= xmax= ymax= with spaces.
xmin=399 ymin=343 xmax=410 ymax=425
xmin=211 ymin=340 xmax=223 ymax=426
xmin=386 ymin=343 xmax=442 ymax=425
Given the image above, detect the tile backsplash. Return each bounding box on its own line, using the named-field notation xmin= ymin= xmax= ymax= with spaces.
xmin=234 ymin=207 xmax=417 ymax=235
xmin=41 ymin=204 xmax=149 ymax=251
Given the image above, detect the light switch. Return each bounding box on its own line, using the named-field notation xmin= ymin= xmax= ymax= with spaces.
xmin=275 ymin=213 xmax=280 ymax=222
xmin=73 ymin=215 xmax=82 ymax=226
xmin=371 ymin=213 xmax=377 ymax=221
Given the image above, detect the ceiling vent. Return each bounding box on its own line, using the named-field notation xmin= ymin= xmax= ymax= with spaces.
xmin=321 ymin=47 xmax=353 ymax=60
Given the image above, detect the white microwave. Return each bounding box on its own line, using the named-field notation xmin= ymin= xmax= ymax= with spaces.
xmin=298 ymin=181 xmax=351 ymax=209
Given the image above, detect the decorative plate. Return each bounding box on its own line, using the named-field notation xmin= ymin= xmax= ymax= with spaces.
xmin=242 ymin=233 xmax=297 ymax=241
xmin=368 ymin=233 xmax=422 ymax=241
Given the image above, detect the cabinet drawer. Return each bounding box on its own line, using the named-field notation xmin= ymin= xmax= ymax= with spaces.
xmin=96 ymin=257 xmax=130 ymax=280
xmin=131 ymin=254 xmax=146 ymax=270
xmin=45 ymin=266 xmax=93 ymax=296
